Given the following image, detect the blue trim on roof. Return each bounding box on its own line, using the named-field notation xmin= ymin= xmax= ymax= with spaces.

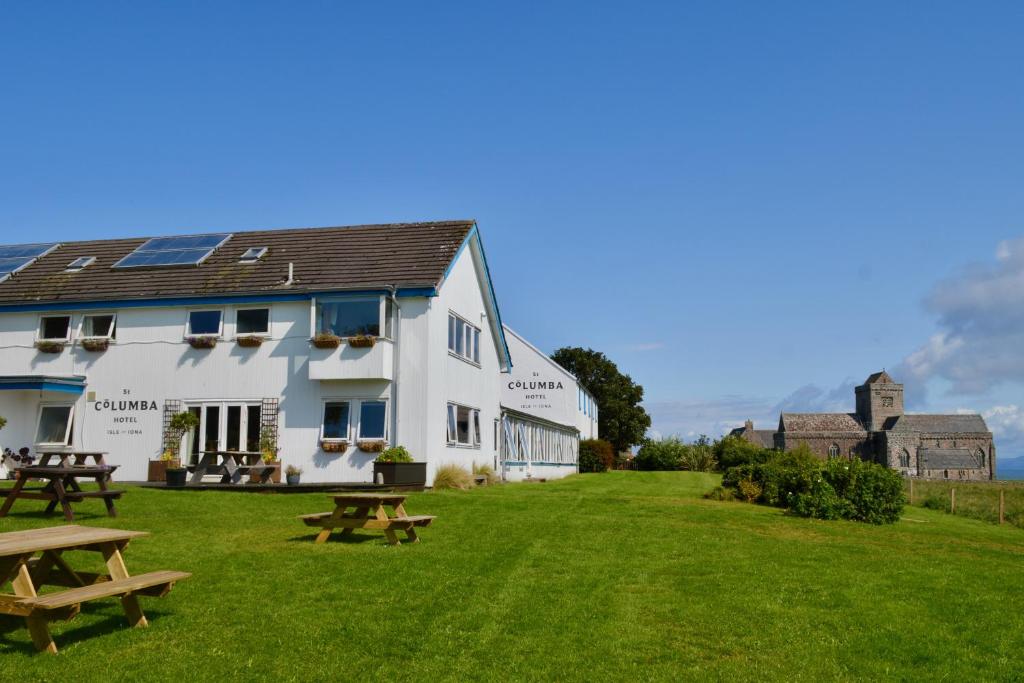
xmin=467 ymin=225 xmax=513 ymax=370
xmin=0 ymin=288 xmax=438 ymax=313
xmin=0 ymin=376 xmax=86 ymax=395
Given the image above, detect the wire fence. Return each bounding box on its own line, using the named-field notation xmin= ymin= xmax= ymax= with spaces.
xmin=905 ymin=478 xmax=1024 ymax=529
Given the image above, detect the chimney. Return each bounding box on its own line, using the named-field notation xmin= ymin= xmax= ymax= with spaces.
xmin=744 ymin=419 xmax=754 ymax=431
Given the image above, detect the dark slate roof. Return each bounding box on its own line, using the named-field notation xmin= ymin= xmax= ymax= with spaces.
xmin=0 ymin=220 xmax=474 ymax=305
xmin=780 ymin=413 xmax=866 ymax=433
xmin=886 ymin=414 xmax=990 ymax=434
xmin=918 ymin=448 xmax=983 ymax=470
xmin=865 ymin=370 xmax=896 ymax=384
xmin=728 ymin=426 xmax=777 ymax=449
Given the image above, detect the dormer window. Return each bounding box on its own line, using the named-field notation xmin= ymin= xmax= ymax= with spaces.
xmin=65 ymin=257 xmax=96 ymax=272
xmin=239 ymin=247 xmax=268 ymax=264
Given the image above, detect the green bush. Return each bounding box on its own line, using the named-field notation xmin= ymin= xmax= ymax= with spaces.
xmin=635 ymin=437 xmax=687 ymax=470
xmin=680 ymin=435 xmax=717 ymax=472
xmin=0 ymin=415 xmax=6 ymax=431
xmin=433 ymin=463 xmax=475 ymax=490
xmin=714 ymin=435 xmax=773 ymax=469
xmin=377 ymin=446 xmax=413 ymax=463
xmin=578 ymin=439 xmax=615 ymax=473
xmin=703 ymin=485 xmax=735 ymax=501
xmin=722 ymin=445 xmax=905 ymax=524
xmin=921 ymin=495 xmax=946 ymax=511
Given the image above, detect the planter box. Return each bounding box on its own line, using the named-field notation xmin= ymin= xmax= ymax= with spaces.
xmin=188 ymin=336 xmax=218 ymax=349
xmin=347 ymin=335 xmax=377 ymax=348
xmin=312 ymin=334 xmax=341 ymax=349
xmin=166 ymin=469 xmax=188 ymax=487
xmin=80 ymin=338 xmax=110 ymax=352
xmin=249 ymin=464 xmax=282 ymax=484
xmin=236 ymin=335 xmax=264 ymax=348
xmin=320 ymin=440 xmax=348 ymax=453
xmin=35 ymin=341 xmax=66 ymax=354
xmin=148 ymin=460 xmax=169 ymax=482
xmin=357 ymin=440 xmax=386 ymax=453
xmin=373 ymin=462 xmax=427 ymax=486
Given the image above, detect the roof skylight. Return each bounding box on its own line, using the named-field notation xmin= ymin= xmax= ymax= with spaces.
xmin=65 ymin=256 xmax=96 ymax=272
xmin=239 ymin=247 xmax=268 ymax=263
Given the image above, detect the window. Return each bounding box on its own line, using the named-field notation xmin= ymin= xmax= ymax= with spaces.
xmin=384 ymin=298 xmax=394 ymax=339
xmin=322 ymin=402 xmax=351 ymax=441
xmin=447 ymin=313 xmax=480 ymax=365
xmin=186 ymin=402 xmax=263 ymax=458
xmin=359 ymin=401 xmax=387 ymax=440
xmin=881 ymin=396 xmax=894 ymax=407
xmin=36 ymin=405 xmax=74 ymax=445
xmin=65 ymin=256 xmax=95 ymax=272
xmin=317 ymin=299 xmax=380 ymax=337
xmin=828 ymin=443 xmax=840 ymax=459
xmin=236 ymin=308 xmax=270 ymax=336
xmin=186 ymin=310 xmax=222 ymax=337
xmin=900 ymin=449 xmax=911 ymax=468
xmin=978 ymin=448 xmax=986 ymax=467
xmin=239 ymin=247 xmax=267 ymax=263
xmin=81 ymin=314 xmax=116 ymax=339
xmin=446 ymin=403 xmax=479 ymax=446
xmin=38 ymin=315 xmax=71 ymax=341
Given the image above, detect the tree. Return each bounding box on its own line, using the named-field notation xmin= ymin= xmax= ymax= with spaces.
xmin=550 ymin=347 xmax=651 ymax=453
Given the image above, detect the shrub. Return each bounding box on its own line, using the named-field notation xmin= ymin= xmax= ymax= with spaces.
xmin=0 ymin=415 xmax=6 ymax=431
xmin=921 ymin=495 xmax=946 ymax=511
xmin=579 ymin=439 xmax=615 ymax=473
xmin=377 ymin=446 xmax=413 ymax=463
xmin=433 ymin=464 xmax=474 ymax=490
xmin=704 ymin=485 xmax=735 ymax=501
xmin=738 ymin=478 xmax=762 ymax=503
xmin=472 ymin=462 xmax=500 ymax=485
xmin=635 ymin=437 xmax=687 ymax=471
xmin=680 ymin=436 xmax=717 ymax=472
xmin=723 ymin=445 xmax=906 ymax=524
xmin=714 ymin=435 xmax=773 ymax=470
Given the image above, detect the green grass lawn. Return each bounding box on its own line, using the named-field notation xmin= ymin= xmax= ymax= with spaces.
xmin=2 ymin=472 xmax=1023 ymax=681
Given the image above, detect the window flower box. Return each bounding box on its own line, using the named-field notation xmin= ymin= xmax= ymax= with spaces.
xmin=236 ymin=335 xmax=264 ymax=348
xmin=35 ymin=340 xmax=66 ymax=354
xmin=80 ymin=338 xmax=110 ymax=352
xmin=347 ymin=335 xmax=377 ymax=349
xmin=357 ymin=440 xmax=386 ymax=453
xmin=188 ymin=336 xmax=218 ymax=350
xmin=320 ymin=440 xmax=348 ymax=453
xmin=312 ymin=333 xmax=341 ymax=349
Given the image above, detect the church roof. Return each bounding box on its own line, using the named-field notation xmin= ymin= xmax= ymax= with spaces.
xmin=886 ymin=414 xmax=990 ymax=434
xmin=779 ymin=413 xmax=866 ymax=433
xmin=918 ymin=448 xmax=983 ymax=470
xmin=727 ymin=425 xmax=777 ymax=449
xmin=864 ymin=370 xmax=896 ymax=384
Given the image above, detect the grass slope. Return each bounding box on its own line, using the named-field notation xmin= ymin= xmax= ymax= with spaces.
xmin=1 ymin=472 xmax=1023 ymax=681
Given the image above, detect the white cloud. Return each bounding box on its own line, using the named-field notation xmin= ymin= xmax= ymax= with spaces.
xmin=895 ymin=237 xmax=1024 ymax=395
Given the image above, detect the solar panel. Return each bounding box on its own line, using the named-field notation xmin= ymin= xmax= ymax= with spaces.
xmin=113 ymin=233 xmax=231 ymax=269
xmin=0 ymin=243 xmax=58 ymax=260
xmin=0 ymin=243 xmax=59 ymax=282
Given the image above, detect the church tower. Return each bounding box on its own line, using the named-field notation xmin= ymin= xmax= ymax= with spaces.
xmin=855 ymin=371 xmax=904 ymax=432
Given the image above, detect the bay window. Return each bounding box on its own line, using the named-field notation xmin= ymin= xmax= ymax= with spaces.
xmin=317 ymin=299 xmax=380 ymax=338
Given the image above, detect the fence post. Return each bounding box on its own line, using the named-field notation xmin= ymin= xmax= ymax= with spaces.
xmin=909 ymin=478 xmax=914 ymax=505
xmin=951 ymin=487 xmax=956 ymax=514
xmin=999 ymin=489 xmax=1005 ymax=525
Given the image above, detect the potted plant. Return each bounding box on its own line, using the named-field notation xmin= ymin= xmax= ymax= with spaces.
xmin=285 ymin=464 xmax=303 ymax=486
xmin=169 ymin=411 xmax=200 ymax=463
xmin=312 ymin=332 xmax=341 ymax=349
xmin=188 ymin=335 xmax=218 ymax=349
xmin=357 ymin=440 xmax=386 ymax=453
xmin=347 ymin=335 xmax=376 ymax=348
xmin=256 ymin=425 xmax=282 ymax=483
xmin=80 ymin=337 xmax=110 ymax=352
xmin=147 ymin=449 xmax=180 ymax=482
xmin=35 ymin=340 xmax=65 ymax=353
xmin=165 ymin=461 xmax=188 ymax=487
xmin=236 ymin=335 xmax=264 ymax=348
xmin=373 ymin=446 xmax=427 ymax=486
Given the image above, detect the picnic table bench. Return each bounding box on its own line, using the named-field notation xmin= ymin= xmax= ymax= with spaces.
xmin=0 ymin=525 xmax=190 ymax=653
xmin=188 ymin=451 xmax=279 ymax=484
xmin=0 ymin=465 xmax=123 ymax=521
xmin=299 ymin=493 xmax=436 ymax=546
xmin=36 ymin=450 xmax=109 ymax=467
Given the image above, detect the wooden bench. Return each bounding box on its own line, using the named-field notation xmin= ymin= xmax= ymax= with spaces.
xmin=299 ymin=493 xmax=436 ymax=545
xmin=18 ymin=570 xmax=191 ymax=611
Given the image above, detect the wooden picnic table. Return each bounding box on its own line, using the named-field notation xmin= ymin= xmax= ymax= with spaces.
xmin=188 ymin=450 xmax=278 ymax=484
xmin=0 ymin=525 xmax=190 ymax=653
xmin=299 ymin=493 xmax=436 ymax=546
xmin=0 ymin=465 xmax=123 ymax=522
xmin=36 ymin=450 xmax=109 ymax=467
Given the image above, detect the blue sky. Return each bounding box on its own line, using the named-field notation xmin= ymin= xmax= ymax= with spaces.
xmin=2 ymin=2 xmax=1024 ymax=455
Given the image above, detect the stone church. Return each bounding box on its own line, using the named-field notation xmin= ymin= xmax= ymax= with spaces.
xmin=730 ymin=371 xmax=996 ymax=480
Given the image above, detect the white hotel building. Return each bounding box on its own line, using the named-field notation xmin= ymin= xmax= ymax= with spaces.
xmin=0 ymin=221 xmax=596 ymax=485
